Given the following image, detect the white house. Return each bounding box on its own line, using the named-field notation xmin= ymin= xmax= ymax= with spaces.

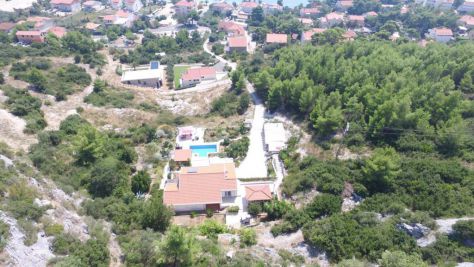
xmin=175 ymin=0 xmax=196 ymax=16
xmin=262 ymin=3 xmax=282 ymax=16
xmin=264 ymin=123 xmax=286 ymax=153
xmin=427 ymin=27 xmax=453 ymax=43
xmin=458 ymin=0 xmax=474 ymax=12
xmin=83 ymin=1 xmax=104 ymax=12
xmin=50 ymin=0 xmax=81 ymax=12
xmin=180 ymin=67 xmax=217 ymax=88
xmin=124 ymin=0 xmax=143 ymax=13
xmin=103 ymin=10 xmax=136 ymax=27
xmin=319 ymin=12 xmax=345 ymax=28
xmin=121 ymin=62 xmax=164 ymax=88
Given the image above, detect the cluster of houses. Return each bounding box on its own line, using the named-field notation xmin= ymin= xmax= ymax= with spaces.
xmin=0 ymin=16 xmax=68 ymax=44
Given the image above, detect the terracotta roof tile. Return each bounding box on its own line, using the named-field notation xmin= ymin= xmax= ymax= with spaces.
xmin=172 ymin=149 xmax=192 ymax=162
xmin=266 ymin=33 xmax=287 ymax=44
xmin=245 ymin=184 xmax=272 ymax=201
xmin=228 ymin=36 xmax=247 ymax=47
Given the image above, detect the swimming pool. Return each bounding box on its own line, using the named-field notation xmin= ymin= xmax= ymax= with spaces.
xmin=190 ymin=144 xmax=218 ymax=157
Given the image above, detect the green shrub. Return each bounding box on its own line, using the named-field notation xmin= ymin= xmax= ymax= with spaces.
xmin=305 ymin=193 xmax=342 ymax=219
xmin=131 ymin=171 xmax=151 ymax=194
xmin=240 ymin=228 xmax=257 ymax=247
xmin=0 ymin=221 xmax=9 ymax=251
xmin=44 ymin=223 xmax=64 ymax=237
xmin=227 ymin=206 xmax=239 ymax=213
xmin=198 ymin=220 xmax=227 ymax=239
xmin=248 ymin=202 xmax=263 ymax=216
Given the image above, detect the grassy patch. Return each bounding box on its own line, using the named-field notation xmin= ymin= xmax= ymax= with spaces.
xmin=10 ymin=59 xmax=91 ymax=97
xmin=1 ymin=85 xmax=46 ymax=134
xmin=84 ymin=87 xmax=134 ymax=108
xmin=173 ymin=65 xmax=190 ymax=89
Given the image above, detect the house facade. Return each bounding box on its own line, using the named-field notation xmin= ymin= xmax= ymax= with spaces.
xmin=427 ymin=27 xmax=453 ymax=43
xmin=110 ymin=0 xmax=122 ymax=9
xmin=262 ymin=3 xmax=282 ymax=16
xmin=16 ymin=31 xmax=45 ymax=43
xmin=301 ymin=28 xmax=326 ymax=42
xmin=299 ymin=8 xmax=320 ymax=18
xmin=320 ymin=12 xmax=345 ymax=28
xmin=124 ymin=0 xmax=143 ymax=13
xmin=180 ymin=67 xmax=217 ymax=88
xmin=210 ymin=2 xmax=233 ymax=14
xmin=458 ymin=0 xmax=474 ymax=12
xmin=104 ymin=10 xmax=135 ymax=27
xmin=218 ymin=20 xmax=245 ymax=36
xmin=121 ymin=62 xmax=164 ymax=88
xmin=227 ymin=36 xmax=248 ymax=53
xmin=50 ymin=0 xmax=81 ymax=12
xmin=175 ymin=0 xmax=196 ymax=16
xmin=335 ymin=0 xmax=353 ymax=11
xmin=83 ymin=1 xmax=104 ymax=12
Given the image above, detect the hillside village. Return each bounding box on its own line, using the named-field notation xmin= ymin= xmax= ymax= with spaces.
xmin=0 ymin=0 xmax=474 ymax=266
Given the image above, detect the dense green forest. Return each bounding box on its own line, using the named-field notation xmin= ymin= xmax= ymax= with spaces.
xmin=251 ymin=40 xmax=474 ymax=160
xmin=243 ymin=39 xmax=474 ymax=265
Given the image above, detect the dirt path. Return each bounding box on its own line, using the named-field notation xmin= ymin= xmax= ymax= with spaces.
xmin=0 ymin=109 xmax=37 ymax=152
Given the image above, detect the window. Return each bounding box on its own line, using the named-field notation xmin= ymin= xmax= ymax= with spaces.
xmin=224 ymin=191 xmax=232 ymax=197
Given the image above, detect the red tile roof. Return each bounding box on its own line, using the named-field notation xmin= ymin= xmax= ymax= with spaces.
xmin=245 ymin=184 xmax=272 ymax=201
xmin=48 ymin=26 xmax=67 ymax=38
xmin=343 ymin=30 xmax=357 ymax=39
xmin=218 ymin=21 xmax=245 ymax=35
xmin=326 ymin=12 xmax=344 ymax=20
xmin=303 ymin=28 xmax=326 ymax=41
xmin=300 ymin=8 xmax=320 ymax=15
xmin=228 ymin=36 xmax=247 ymax=47
xmin=0 ymin=22 xmax=15 ymax=32
xmin=181 ymin=67 xmax=216 ymax=81
xmin=266 ymin=33 xmax=287 ymax=44
xmin=348 ymin=15 xmax=365 ymax=22
xmin=434 ymin=27 xmax=453 ymax=36
xmin=27 ymin=16 xmax=51 ymax=23
xmin=459 ymin=15 xmax=474 ymax=26
xmin=164 ymin=163 xmax=237 ymax=206
xmin=176 ymin=0 xmax=194 ymax=7
xmin=364 ymin=11 xmax=378 ymax=17
xmin=172 ymin=149 xmax=192 ymax=162
xmin=16 ymin=30 xmax=42 ymax=36
xmin=85 ymin=22 xmax=101 ymax=30
xmin=338 ymin=0 xmax=353 ymax=7
xmin=116 ymin=10 xmax=129 ymax=18
xmin=240 ymin=1 xmax=258 ymax=8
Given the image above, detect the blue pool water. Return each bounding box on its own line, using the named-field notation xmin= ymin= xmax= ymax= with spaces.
xmin=190 ymin=144 xmax=218 ymax=157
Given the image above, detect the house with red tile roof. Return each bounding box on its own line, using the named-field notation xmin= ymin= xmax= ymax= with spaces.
xmin=347 ymin=15 xmax=365 ymax=27
xmin=245 ymin=184 xmax=272 ymax=202
xmin=210 ymin=2 xmax=234 ymax=14
xmin=163 ymin=163 xmax=238 ymax=212
xmin=301 ymin=28 xmax=326 ymax=42
xmin=84 ymin=22 xmax=101 ymax=32
xmin=458 ymin=0 xmax=474 ymax=12
xmin=0 ymin=22 xmax=16 ymax=33
xmin=458 ymin=15 xmax=474 ymax=29
xmin=427 ymin=27 xmax=453 ymax=43
xmin=298 ymin=18 xmax=313 ymax=26
xmin=83 ymin=1 xmax=104 ymax=12
xmin=26 ymin=16 xmax=54 ymax=31
xmin=124 ymin=0 xmax=143 ymax=13
xmin=335 ymin=0 xmax=353 ymax=11
xmin=50 ymin=0 xmax=81 ymax=13
xmin=319 ymin=12 xmax=344 ymax=28
xmin=227 ymin=36 xmax=248 ymax=53
xmin=175 ymin=0 xmax=196 ymax=16
xmin=266 ymin=33 xmax=288 ymax=44
xmin=103 ymin=10 xmax=135 ymax=27
xmin=180 ymin=67 xmax=217 ymax=88
xmin=364 ymin=11 xmax=378 ymax=18
xmin=218 ymin=21 xmax=246 ymax=36
xmin=48 ymin=26 xmax=67 ymax=38
xmin=16 ymin=31 xmax=45 ymax=44
xmin=262 ymin=3 xmax=282 ymax=15
xmin=172 ymin=149 xmax=192 ymax=164
xmin=299 ymin=8 xmax=320 ymax=18
xmin=343 ymin=30 xmax=357 ymax=41
xmin=239 ymin=1 xmax=259 ymax=14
